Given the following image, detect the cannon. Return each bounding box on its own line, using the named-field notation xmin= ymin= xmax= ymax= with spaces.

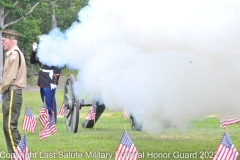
xmin=63 ymin=75 xmax=105 ymax=133
xmin=63 ymin=74 xmax=142 ymax=133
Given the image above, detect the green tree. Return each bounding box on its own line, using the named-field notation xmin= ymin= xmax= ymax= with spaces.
xmin=0 ymin=0 xmax=42 ymax=81
xmin=56 ymin=0 xmax=88 ymax=30
xmin=27 ymin=0 xmax=88 ymax=77
xmin=0 ymin=0 xmax=88 ymax=81
xmin=31 ymin=0 xmax=88 ymax=34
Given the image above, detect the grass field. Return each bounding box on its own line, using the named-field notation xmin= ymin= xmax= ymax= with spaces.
xmin=0 ymin=90 xmax=240 ymax=160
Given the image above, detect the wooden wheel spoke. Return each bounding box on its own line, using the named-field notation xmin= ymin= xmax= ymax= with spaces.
xmin=63 ymin=75 xmax=80 ymax=133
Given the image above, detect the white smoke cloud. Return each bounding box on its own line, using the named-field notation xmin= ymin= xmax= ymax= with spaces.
xmin=37 ymin=0 xmax=240 ymax=134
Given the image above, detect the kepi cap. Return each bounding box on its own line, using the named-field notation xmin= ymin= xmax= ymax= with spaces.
xmin=1 ymin=30 xmax=20 ymax=40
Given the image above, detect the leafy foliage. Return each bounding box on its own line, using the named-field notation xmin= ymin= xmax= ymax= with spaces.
xmin=0 ymin=0 xmax=15 ymax=9
xmin=1 ymin=0 xmax=88 ymax=78
xmin=55 ymin=0 xmax=88 ymax=30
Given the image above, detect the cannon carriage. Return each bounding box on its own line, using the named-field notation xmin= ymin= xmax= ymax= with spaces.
xmin=63 ymin=75 xmax=105 ymax=133
xmin=63 ymin=75 xmax=142 ymax=133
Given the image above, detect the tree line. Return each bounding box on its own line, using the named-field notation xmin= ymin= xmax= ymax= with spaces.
xmin=0 ymin=0 xmax=88 ymax=81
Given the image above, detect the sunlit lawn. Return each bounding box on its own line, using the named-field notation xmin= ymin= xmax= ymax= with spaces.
xmin=0 ymin=89 xmax=239 ymax=160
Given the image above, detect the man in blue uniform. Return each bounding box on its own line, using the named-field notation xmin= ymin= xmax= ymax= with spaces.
xmin=30 ymin=39 xmax=61 ymax=122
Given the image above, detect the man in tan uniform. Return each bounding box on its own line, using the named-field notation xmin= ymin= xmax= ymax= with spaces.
xmin=0 ymin=30 xmax=26 ymax=155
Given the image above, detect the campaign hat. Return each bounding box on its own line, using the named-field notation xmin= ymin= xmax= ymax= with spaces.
xmin=2 ymin=30 xmax=20 ymax=40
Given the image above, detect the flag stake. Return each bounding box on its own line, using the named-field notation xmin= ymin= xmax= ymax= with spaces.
xmin=50 ymin=109 xmax=62 ymax=150
xmin=171 ymin=121 xmax=175 ymax=133
xmin=24 ymin=102 xmax=27 ymax=134
xmin=94 ymin=118 xmax=97 ymax=140
xmin=52 ymin=110 xmax=62 ymax=150
xmin=55 ymin=128 xmax=63 ymax=151
xmin=24 ymin=104 xmax=27 ymax=135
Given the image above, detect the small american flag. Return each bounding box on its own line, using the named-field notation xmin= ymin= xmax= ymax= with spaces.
xmin=39 ymin=103 xmax=49 ymax=127
xmin=58 ymin=102 xmax=65 ymax=117
xmin=123 ymin=109 xmax=130 ymax=119
xmin=86 ymin=104 xmax=97 ymax=120
xmin=39 ymin=117 xmax=57 ymax=140
xmin=92 ymin=104 xmax=97 ymax=113
xmin=22 ymin=107 xmax=37 ymax=133
xmin=115 ymin=131 xmax=138 ymax=160
xmin=218 ymin=114 xmax=240 ymax=128
xmin=212 ymin=132 xmax=238 ymax=160
xmin=12 ymin=134 xmax=30 ymax=160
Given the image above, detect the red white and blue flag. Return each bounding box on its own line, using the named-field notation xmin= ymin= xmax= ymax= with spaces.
xmin=39 ymin=103 xmax=49 ymax=127
xmin=115 ymin=131 xmax=138 ymax=160
xmin=218 ymin=114 xmax=240 ymax=128
xmin=212 ymin=132 xmax=238 ymax=160
xmin=123 ymin=109 xmax=130 ymax=119
xmin=12 ymin=134 xmax=30 ymax=160
xmin=22 ymin=107 xmax=37 ymax=133
xmin=59 ymin=102 xmax=65 ymax=117
xmin=86 ymin=104 xmax=97 ymax=120
xmin=39 ymin=117 xmax=57 ymax=140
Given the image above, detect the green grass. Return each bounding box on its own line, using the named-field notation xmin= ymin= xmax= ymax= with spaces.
xmin=60 ymin=68 xmax=78 ymax=77
xmin=0 ymin=90 xmax=240 ymax=160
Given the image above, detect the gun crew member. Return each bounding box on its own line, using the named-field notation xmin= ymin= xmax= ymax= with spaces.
xmin=30 ymin=38 xmax=61 ymax=122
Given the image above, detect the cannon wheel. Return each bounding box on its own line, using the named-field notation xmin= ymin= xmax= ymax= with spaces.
xmin=130 ymin=115 xmax=142 ymax=131
xmin=64 ymin=75 xmax=80 ymax=133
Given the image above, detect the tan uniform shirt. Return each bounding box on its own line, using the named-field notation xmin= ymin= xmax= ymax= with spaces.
xmin=0 ymin=45 xmax=26 ymax=94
